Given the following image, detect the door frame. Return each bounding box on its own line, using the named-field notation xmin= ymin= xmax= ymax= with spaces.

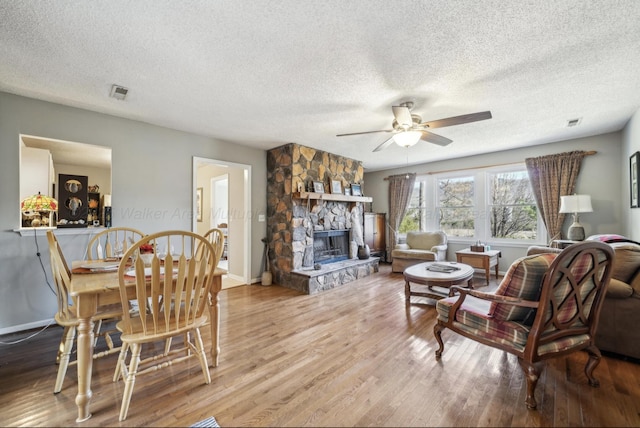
xmin=193 ymin=157 xmax=251 ymax=285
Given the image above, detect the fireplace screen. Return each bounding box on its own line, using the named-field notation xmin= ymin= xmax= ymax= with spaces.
xmin=313 ymin=229 xmax=350 ymax=264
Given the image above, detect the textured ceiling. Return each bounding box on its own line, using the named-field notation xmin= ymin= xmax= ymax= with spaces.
xmin=2 ymin=1 xmax=640 ymax=171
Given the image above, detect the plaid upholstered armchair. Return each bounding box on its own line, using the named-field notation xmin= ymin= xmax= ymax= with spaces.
xmin=433 ymin=241 xmax=614 ymax=409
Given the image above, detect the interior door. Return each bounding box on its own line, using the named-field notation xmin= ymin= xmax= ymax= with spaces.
xmin=193 ymin=157 xmax=251 ymax=286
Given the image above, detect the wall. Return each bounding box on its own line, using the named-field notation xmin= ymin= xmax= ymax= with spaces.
xmin=622 ymin=108 xmax=640 ymax=241
xmin=0 ymin=92 xmax=266 ymax=333
xmin=364 ymin=132 xmax=623 ymax=271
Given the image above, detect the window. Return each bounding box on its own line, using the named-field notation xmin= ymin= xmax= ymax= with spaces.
xmin=19 ymin=134 xmax=112 ymax=229
xmin=398 ymin=165 xmax=544 ymax=243
xmin=488 ymin=170 xmax=538 ymax=240
xmin=399 ymin=181 xmax=422 ymax=233
xmin=437 ymin=176 xmax=475 ymax=238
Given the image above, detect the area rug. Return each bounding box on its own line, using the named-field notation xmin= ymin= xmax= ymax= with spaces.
xmin=190 ymin=416 xmax=220 ymax=427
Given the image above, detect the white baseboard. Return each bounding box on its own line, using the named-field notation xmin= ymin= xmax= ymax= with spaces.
xmin=0 ymin=318 xmax=55 ymax=336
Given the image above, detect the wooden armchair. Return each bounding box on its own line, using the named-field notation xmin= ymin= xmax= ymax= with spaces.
xmin=46 ymin=231 xmax=122 ymax=393
xmin=203 ymin=227 xmax=225 ymax=269
xmin=86 ymin=227 xmax=144 ymax=260
xmin=434 ymin=241 xmax=614 ymax=409
xmin=113 ymin=230 xmax=216 ymax=421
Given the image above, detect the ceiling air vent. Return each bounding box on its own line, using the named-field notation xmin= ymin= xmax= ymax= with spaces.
xmin=110 ymin=84 xmax=129 ymax=101
xmin=566 ymin=118 xmax=582 ymax=127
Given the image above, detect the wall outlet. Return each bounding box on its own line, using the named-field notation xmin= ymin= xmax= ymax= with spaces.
xmin=258 ymin=214 xmax=265 ymax=222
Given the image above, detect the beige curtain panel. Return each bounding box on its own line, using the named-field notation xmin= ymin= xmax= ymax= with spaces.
xmin=525 ymin=150 xmax=587 ymax=242
xmin=388 ymin=173 xmax=416 ymax=261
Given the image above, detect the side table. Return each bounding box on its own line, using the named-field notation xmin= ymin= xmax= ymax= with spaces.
xmin=551 ymin=239 xmax=580 ymax=249
xmin=455 ymin=248 xmax=502 ymax=285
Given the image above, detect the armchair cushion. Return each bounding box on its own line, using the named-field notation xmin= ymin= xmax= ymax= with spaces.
xmin=526 ymin=245 xmax=562 ymax=256
xmin=489 ymin=253 xmax=557 ymax=322
xmin=391 ymin=231 xmax=448 ymax=272
xmin=391 ymin=249 xmax=438 ymax=261
xmin=606 ymin=278 xmax=634 ymax=299
xmin=405 ymin=231 xmax=447 ymax=251
xmin=436 ymin=295 xmax=531 ymax=351
xmin=609 ymin=243 xmax=640 ymax=283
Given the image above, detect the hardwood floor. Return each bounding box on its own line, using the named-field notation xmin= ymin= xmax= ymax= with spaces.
xmin=1 ymin=264 xmax=639 ymax=427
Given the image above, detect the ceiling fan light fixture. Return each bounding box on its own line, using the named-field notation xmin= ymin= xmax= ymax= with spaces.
xmin=394 ymin=131 xmax=421 ymax=148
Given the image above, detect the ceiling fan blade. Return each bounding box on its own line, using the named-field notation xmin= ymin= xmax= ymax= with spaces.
xmin=373 ymin=135 xmax=396 ymax=152
xmin=336 ymin=129 xmax=393 ymax=137
xmin=392 ymin=105 xmax=413 ymax=128
xmin=420 ymin=131 xmax=453 ymax=146
xmin=422 ymin=111 xmax=492 ymax=129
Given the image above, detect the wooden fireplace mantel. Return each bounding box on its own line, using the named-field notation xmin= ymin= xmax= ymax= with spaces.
xmin=293 ymin=191 xmax=372 ymax=203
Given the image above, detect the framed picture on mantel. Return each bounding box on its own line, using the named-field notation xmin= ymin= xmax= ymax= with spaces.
xmin=351 ymin=184 xmax=362 ymax=196
xmin=313 ymin=181 xmax=325 ymax=194
xmin=330 ymin=179 xmax=342 ymax=194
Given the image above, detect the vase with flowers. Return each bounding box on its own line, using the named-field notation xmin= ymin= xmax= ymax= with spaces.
xmin=139 ymin=243 xmax=155 ymax=266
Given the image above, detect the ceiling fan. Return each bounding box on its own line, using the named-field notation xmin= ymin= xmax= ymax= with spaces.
xmin=336 ymin=102 xmax=492 ymax=152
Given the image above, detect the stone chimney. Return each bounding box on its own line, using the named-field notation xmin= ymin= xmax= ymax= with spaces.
xmin=266 ymin=143 xmax=365 ymax=291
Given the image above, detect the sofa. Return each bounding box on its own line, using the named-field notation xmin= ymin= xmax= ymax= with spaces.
xmin=527 ymin=235 xmax=640 ymax=360
xmin=391 ymin=231 xmax=447 ymax=273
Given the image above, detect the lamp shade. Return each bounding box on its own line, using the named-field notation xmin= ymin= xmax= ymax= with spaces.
xmin=21 ymin=192 xmax=58 ymax=212
xmin=394 ymin=131 xmax=421 ymax=148
xmin=559 ymin=194 xmax=592 ymax=214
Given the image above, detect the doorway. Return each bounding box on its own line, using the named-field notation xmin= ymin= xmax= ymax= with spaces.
xmin=193 ymin=157 xmax=251 ymax=289
xmin=210 ymin=174 xmax=229 ymax=230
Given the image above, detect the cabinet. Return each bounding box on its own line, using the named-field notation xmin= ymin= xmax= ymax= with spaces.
xmin=20 ymin=146 xmax=54 ymax=200
xmin=364 ymin=213 xmax=386 ymax=262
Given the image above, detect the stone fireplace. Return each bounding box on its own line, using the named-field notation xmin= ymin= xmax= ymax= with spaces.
xmin=266 ymin=143 xmax=379 ymax=294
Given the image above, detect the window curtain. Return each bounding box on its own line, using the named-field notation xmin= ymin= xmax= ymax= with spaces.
xmin=388 ymin=173 xmax=416 ymax=261
xmin=525 ymin=151 xmax=587 ymax=242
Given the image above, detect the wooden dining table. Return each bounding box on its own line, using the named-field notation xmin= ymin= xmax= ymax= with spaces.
xmin=69 ymin=259 xmax=225 ymax=422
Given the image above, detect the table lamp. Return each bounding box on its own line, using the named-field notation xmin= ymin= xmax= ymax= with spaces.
xmin=21 ymin=192 xmax=58 ymax=227
xmin=559 ymin=194 xmax=592 ymax=241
